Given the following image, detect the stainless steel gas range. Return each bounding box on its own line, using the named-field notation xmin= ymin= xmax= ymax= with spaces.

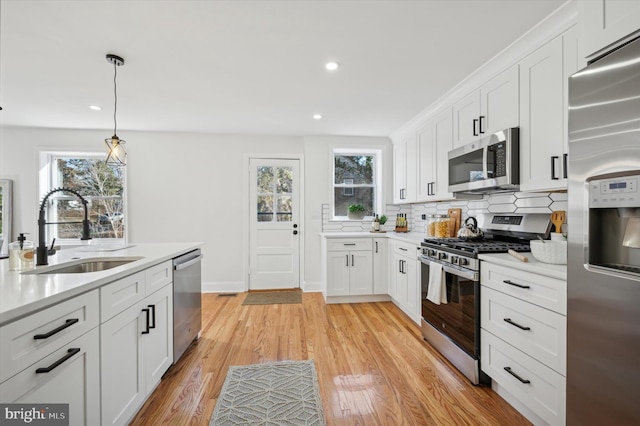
xmin=419 ymin=213 xmax=551 ymax=385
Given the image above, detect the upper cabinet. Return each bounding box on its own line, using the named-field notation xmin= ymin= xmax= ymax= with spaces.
xmin=393 ymin=131 xmax=417 ymax=204
xmin=519 ymin=26 xmax=582 ymax=192
xmin=417 ymin=107 xmax=454 ymax=201
xmin=452 ymin=65 xmax=519 ymax=148
xmin=581 ymin=0 xmax=640 ymax=60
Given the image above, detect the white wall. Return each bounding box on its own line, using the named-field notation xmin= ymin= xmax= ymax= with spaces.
xmin=0 ymin=126 xmax=391 ymax=289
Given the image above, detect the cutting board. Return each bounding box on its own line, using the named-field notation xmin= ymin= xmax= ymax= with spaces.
xmin=448 ymin=208 xmax=462 ymax=237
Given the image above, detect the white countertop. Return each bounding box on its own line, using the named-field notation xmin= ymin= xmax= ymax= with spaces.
xmin=479 ymin=252 xmax=567 ymax=280
xmin=320 ymin=231 xmax=426 ymax=246
xmin=0 ymin=242 xmax=202 ymax=326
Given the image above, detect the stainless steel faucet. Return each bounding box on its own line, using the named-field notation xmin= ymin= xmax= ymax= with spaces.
xmin=37 ymin=187 xmax=92 ymax=266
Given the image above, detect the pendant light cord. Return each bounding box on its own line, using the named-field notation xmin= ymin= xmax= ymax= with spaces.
xmin=113 ymin=61 xmax=118 ymax=136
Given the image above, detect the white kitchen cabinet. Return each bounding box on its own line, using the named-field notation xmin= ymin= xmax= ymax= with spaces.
xmin=0 ymin=327 xmax=100 ymax=426
xmin=417 ymin=107 xmax=454 ymax=201
xmin=389 ymin=241 xmax=421 ymax=324
xmin=453 ymin=65 xmax=519 ymax=147
xmin=519 ymin=26 xmax=581 ymax=192
xmin=480 ymin=259 xmax=567 ymax=426
xmin=393 ymin=130 xmax=417 ymax=203
xmin=372 ymin=238 xmax=388 ymax=295
xmin=101 ymin=279 xmax=173 ymax=426
xmin=581 ymin=0 xmax=640 ymax=60
xmin=326 ymin=239 xmax=373 ymax=297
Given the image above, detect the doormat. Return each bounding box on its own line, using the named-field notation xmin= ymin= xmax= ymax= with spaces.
xmin=242 ymin=291 xmax=302 ymax=305
xmin=210 ymin=360 xmax=326 ymax=426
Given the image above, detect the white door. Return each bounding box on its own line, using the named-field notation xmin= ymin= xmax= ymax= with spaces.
xmin=249 ymin=158 xmax=300 ymax=290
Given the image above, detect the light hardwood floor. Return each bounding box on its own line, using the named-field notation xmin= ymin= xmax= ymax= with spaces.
xmin=130 ymin=292 xmax=530 ymax=425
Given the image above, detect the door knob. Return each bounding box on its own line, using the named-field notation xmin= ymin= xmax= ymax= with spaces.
xmin=293 ymin=230 xmax=298 ymax=235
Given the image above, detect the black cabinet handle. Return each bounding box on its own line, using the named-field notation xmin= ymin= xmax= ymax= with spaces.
xmin=473 ymin=119 xmax=479 ymax=136
xmin=343 ymin=243 xmax=356 ymax=246
xmin=346 ymin=255 xmax=349 ymax=267
xmin=351 ymin=255 xmax=354 ymax=267
xmin=563 ymin=153 xmax=568 ymax=179
xmin=36 ymin=348 xmax=80 ymax=373
xmin=34 ymin=318 xmax=79 ymax=340
xmin=399 ymin=260 xmax=403 ymax=273
xmin=148 ymin=304 xmax=156 ymax=329
xmin=479 ymin=116 xmax=485 ymax=134
xmin=503 ymin=280 xmax=531 ymax=289
xmin=399 ymin=247 xmax=408 ymax=252
xmin=375 ymin=241 xmax=378 ymax=253
xmin=551 ymin=156 xmax=557 ymax=179
xmin=504 ymin=366 xmax=531 ymax=384
xmin=504 ymin=318 xmax=531 ymax=331
xmin=141 ymin=308 xmax=150 ymax=334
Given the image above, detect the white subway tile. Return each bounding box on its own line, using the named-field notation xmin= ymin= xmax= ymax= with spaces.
xmin=515 ymin=197 xmax=552 ymax=208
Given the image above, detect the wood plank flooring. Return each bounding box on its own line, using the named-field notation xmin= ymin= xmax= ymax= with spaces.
xmin=129 ymin=292 xmax=530 ymax=425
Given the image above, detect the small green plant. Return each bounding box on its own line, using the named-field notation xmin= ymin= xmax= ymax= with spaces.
xmin=348 ymin=204 xmax=365 ymax=213
xmin=379 ymin=215 xmax=387 ymax=225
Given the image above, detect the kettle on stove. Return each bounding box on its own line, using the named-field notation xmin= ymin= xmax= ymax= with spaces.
xmin=457 ymin=217 xmax=484 ymax=240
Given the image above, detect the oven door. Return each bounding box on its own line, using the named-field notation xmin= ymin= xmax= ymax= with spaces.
xmin=420 ymin=257 xmax=479 ymax=358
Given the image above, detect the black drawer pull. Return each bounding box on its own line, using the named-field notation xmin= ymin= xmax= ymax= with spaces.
xmin=141 ymin=308 xmax=150 ymax=334
xmin=399 ymin=247 xmax=408 ymax=251
xmin=503 ymin=280 xmax=530 ymax=289
xmin=343 ymin=243 xmax=356 ymax=246
xmin=33 ymin=318 xmax=79 ymax=340
xmin=36 ymin=348 xmax=80 ymax=373
xmin=504 ymin=318 xmax=531 ymax=331
xmin=504 ymin=366 xmax=531 ymax=384
xmin=148 ymin=304 xmax=156 ymax=329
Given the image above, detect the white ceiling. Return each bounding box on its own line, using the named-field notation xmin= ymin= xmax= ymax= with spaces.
xmin=0 ymin=0 xmax=565 ymax=137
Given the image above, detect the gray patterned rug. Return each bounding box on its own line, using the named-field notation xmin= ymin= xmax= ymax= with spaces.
xmin=210 ymin=360 xmax=326 ymax=426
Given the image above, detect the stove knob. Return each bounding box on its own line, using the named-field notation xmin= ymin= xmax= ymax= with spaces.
xmin=450 ymin=256 xmax=459 ymax=265
xmin=438 ymin=252 xmax=448 ymax=261
xmin=428 ymin=249 xmax=436 ymax=257
xmin=459 ymin=258 xmax=469 ymax=266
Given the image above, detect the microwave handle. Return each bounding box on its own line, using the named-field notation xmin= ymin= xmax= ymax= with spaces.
xmin=482 ymin=145 xmax=489 ymax=179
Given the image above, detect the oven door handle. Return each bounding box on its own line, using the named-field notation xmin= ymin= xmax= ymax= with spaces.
xmin=420 ymin=256 xmax=477 ymax=281
xmin=482 ymin=145 xmax=489 ymax=180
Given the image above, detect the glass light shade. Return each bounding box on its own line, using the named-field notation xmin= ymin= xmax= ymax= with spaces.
xmin=105 ymin=136 xmax=127 ymax=165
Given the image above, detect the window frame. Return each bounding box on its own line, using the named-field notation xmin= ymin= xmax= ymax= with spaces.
xmin=39 ymin=150 xmax=128 ymax=245
xmin=332 ymin=148 xmax=382 ymax=221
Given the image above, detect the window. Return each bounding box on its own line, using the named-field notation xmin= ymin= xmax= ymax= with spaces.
xmin=333 ymin=149 xmax=381 ymax=219
xmin=40 ymin=152 xmax=126 ymax=243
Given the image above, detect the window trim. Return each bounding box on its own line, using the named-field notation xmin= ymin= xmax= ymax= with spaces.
xmin=39 ymin=150 xmax=128 ymax=245
xmin=332 ymin=148 xmax=382 ymax=221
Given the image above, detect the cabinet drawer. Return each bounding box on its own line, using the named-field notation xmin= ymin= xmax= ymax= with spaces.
xmin=393 ymin=241 xmax=418 ymax=257
xmin=481 ymin=286 xmax=566 ymax=374
xmin=481 ymin=330 xmax=565 ymax=426
xmin=100 ymin=271 xmax=146 ymax=323
xmin=0 ymin=328 xmax=101 ymax=426
xmin=481 ymin=262 xmax=566 ymax=314
xmin=145 ymin=260 xmax=173 ymax=295
xmin=0 ymin=290 xmax=99 ymax=383
xmin=326 ymin=238 xmax=371 ymax=252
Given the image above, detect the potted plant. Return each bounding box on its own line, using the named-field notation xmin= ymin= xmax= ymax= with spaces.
xmin=379 ymin=215 xmax=387 ymax=226
xmin=347 ymin=204 xmax=366 ymax=220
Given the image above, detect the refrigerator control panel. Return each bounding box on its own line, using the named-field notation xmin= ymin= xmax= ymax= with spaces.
xmin=590 ymin=177 xmax=638 ymax=208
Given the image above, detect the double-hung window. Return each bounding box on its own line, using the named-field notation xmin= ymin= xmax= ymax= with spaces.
xmin=333 ymin=149 xmax=382 ymax=220
xmin=40 ymin=151 xmax=126 ymax=243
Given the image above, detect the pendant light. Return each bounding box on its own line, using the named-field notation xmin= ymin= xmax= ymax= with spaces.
xmin=105 ymin=54 xmax=127 ymax=165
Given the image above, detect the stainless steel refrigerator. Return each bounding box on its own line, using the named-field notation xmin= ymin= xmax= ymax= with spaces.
xmin=567 ymin=36 xmax=640 ymax=425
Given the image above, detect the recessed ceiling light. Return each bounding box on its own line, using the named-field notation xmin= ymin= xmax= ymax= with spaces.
xmin=89 ymin=105 xmax=102 ymax=111
xmin=313 ymin=114 xmax=323 ymax=120
xmin=325 ymin=61 xmax=339 ymax=71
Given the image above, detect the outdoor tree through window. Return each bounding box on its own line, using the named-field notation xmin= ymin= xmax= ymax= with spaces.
xmin=333 ymin=152 xmax=379 ymax=219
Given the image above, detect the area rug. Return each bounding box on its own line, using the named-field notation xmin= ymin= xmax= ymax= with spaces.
xmin=242 ymin=291 xmax=302 ymax=305
xmin=210 ymin=360 xmax=326 ymax=426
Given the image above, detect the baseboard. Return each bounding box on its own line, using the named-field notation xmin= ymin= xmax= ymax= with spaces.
xmin=202 ymin=281 xmax=245 ymax=293
xmin=302 ymin=281 xmax=323 ymax=292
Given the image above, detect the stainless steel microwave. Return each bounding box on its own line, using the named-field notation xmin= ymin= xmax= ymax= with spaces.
xmin=447 ymin=128 xmax=519 ymax=193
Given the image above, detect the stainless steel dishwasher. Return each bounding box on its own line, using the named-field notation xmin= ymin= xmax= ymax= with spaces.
xmin=172 ymin=249 xmax=203 ymax=363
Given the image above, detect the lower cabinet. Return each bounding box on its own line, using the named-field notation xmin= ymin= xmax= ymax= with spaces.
xmin=101 ymin=283 xmax=173 ymax=426
xmin=0 ymin=328 xmax=101 ymax=426
xmin=327 ymin=250 xmax=373 ymax=296
xmin=372 ymin=238 xmax=388 ymax=295
xmin=389 ymin=241 xmax=421 ymax=324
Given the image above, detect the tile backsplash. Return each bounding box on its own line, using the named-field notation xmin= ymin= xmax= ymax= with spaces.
xmin=321 ymin=191 xmax=567 ymax=233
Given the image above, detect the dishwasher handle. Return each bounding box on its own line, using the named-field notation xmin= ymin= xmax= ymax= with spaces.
xmin=174 ymin=254 xmax=204 ymax=271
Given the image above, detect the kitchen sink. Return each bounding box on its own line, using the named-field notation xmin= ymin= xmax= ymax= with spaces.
xmin=22 ymin=257 xmax=144 ymax=274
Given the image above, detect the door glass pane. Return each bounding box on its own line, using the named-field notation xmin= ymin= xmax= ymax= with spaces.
xmin=277 ymin=167 xmax=293 ymax=194
xmin=257 ymin=167 xmax=274 ymax=193
xmin=257 ymin=194 xmax=273 ymax=222
xmin=277 ymin=195 xmax=292 ymax=222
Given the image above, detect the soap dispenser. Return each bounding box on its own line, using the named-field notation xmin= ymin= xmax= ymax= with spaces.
xmin=9 ymin=233 xmax=35 ymax=271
